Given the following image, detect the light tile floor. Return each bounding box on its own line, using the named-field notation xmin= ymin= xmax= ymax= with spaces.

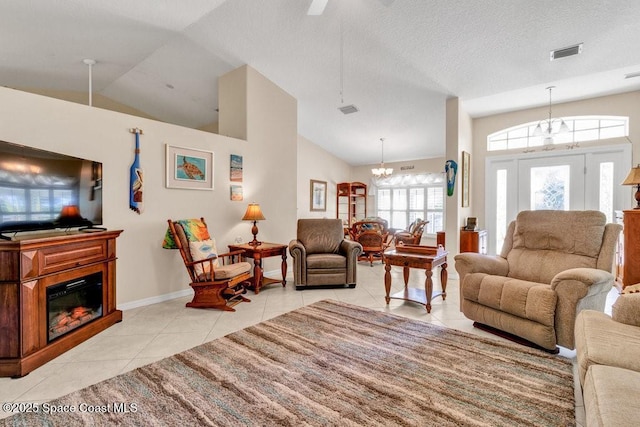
xmin=0 ymin=262 xmax=619 ymax=425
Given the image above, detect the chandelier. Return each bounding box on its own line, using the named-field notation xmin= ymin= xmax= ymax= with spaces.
xmin=533 ymin=86 xmax=569 ymax=148
xmin=371 ymin=138 xmax=393 ymax=178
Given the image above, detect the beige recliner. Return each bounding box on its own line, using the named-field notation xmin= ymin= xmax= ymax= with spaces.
xmin=289 ymin=219 xmax=362 ymax=289
xmin=454 ymin=210 xmax=621 ymax=351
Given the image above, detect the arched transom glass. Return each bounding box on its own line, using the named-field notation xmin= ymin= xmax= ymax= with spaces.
xmin=487 ymin=116 xmax=628 ymax=151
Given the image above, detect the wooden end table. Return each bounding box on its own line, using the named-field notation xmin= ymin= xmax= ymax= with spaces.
xmin=227 ymin=242 xmax=287 ymax=294
xmin=384 ymin=244 xmax=448 ymax=313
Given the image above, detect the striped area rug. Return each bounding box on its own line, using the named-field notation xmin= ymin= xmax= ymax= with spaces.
xmin=2 ymin=300 xmax=575 ymax=426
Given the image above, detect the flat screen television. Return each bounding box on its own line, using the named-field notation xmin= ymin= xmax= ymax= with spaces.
xmin=0 ymin=140 xmax=103 ymax=239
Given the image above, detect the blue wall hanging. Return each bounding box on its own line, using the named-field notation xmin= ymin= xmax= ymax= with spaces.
xmin=129 ymin=128 xmax=144 ymax=214
xmin=445 ymin=160 xmax=457 ymax=197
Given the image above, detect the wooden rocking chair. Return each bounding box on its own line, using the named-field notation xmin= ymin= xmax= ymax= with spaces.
xmin=167 ymin=218 xmax=251 ymax=311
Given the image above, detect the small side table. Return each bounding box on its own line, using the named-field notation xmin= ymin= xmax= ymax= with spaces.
xmin=383 ymin=245 xmax=448 ymax=313
xmin=227 ymin=242 xmax=287 ymax=294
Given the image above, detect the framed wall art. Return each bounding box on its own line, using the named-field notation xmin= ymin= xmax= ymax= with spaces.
xmin=230 ymin=185 xmax=243 ymax=201
xmin=461 ymin=151 xmax=470 ymax=207
xmin=166 ymin=144 xmax=214 ymax=190
xmin=310 ymin=179 xmax=327 ymax=211
xmin=230 ymin=154 xmax=243 ymax=182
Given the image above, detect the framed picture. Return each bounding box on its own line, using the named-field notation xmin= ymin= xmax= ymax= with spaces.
xmin=230 ymin=185 xmax=243 ymax=201
xmin=230 ymin=154 xmax=243 ymax=182
xmin=461 ymin=151 xmax=470 ymax=207
xmin=310 ymin=179 xmax=327 ymax=211
xmin=166 ymin=144 xmax=214 ymax=190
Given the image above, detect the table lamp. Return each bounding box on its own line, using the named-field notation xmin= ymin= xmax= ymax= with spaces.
xmin=59 ymin=204 xmax=81 ymax=219
xmin=58 ymin=205 xmax=84 ymax=225
xmin=242 ymin=203 xmax=265 ymax=246
xmin=622 ymin=164 xmax=640 ymax=209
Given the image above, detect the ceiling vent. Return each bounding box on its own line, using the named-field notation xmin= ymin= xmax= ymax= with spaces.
xmin=550 ymin=43 xmax=583 ymax=61
xmin=338 ymin=104 xmax=359 ymax=114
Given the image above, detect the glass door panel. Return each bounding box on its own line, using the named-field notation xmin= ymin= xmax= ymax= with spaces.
xmin=518 ymin=155 xmax=585 ymax=211
xmin=529 ymin=164 xmax=571 ymax=210
xmin=486 ymin=159 xmax=517 ymax=255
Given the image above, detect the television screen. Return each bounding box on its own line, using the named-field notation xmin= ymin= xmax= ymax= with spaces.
xmin=0 ymin=140 xmax=103 ymax=237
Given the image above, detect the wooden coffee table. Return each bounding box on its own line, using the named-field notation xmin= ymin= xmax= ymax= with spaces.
xmin=227 ymin=242 xmax=287 ymax=294
xmin=384 ymin=244 xmax=448 ymax=313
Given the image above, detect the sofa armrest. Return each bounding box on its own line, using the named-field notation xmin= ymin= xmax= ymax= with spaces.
xmin=288 ymin=239 xmax=305 ymax=256
xmin=289 ymin=239 xmax=307 ymax=286
xmin=550 ymin=268 xmax=613 ymax=295
xmin=551 ymin=267 xmax=614 ymax=349
xmin=341 ymin=239 xmax=363 ymax=285
xmin=612 ymin=293 xmax=640 ymax=327
xmin=454 ymin=253 xmax=509 ymax=283
xmin=340 ymin=239 xmax=363 ymax=257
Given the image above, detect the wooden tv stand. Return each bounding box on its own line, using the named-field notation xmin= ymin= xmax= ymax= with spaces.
xmin=0 ymin=230 xmax=123 ymax=377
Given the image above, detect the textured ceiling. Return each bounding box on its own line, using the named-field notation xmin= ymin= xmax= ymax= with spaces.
xmin=2 ymin=0 xmax=640 ymax=165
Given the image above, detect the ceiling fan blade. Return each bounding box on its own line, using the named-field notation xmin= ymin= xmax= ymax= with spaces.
xmin=307 ymin=0 xmax=328 ymax=15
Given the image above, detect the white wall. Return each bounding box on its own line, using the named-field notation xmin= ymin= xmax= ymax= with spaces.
xmin=244 ymin=66 xmax=298 ymax=249
xmin=218 ymin=65 xmax=298 ymax=274
xmin=296 ymin=135 xmax=352 ymax=219
xmin=0 ymin=84 xmax=296 ymax=306
xmin=443 ymin=97 xmax=474 ymax=256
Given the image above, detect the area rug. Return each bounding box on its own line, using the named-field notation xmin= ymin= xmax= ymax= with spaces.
xmin=1 ymin=300 xmax=575 ymax=426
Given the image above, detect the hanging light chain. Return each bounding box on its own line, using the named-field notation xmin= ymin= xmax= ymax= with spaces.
xmin=372 ymin=138 xmax=393 ymax=177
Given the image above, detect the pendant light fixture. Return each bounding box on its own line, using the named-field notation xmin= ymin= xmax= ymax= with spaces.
xmin=372 ymin=138 xmax=393 ymax=178
xmin=533 ymin=86 xmax=569 ymax=148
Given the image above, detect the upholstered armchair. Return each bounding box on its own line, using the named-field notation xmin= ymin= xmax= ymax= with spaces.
xmin=454 ymin=210 xmax=621 ymax=352
xmin=394 ymin=219 xmax=428 ymax=245
xmin=289 ymin=219 xmax=362 ymax=289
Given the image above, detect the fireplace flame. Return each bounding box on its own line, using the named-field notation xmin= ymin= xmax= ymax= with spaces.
xmin=49 ymin=306 xmax=101 ymax=339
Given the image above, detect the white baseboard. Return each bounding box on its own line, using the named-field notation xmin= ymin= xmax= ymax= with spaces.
xmin=118 ymin=288 xmax=192 ymax=311
xmin=117 ymin=268 xmax=287 ymax=312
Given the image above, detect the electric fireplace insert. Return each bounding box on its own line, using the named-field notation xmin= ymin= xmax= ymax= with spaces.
xmin=46 ymin=272 xmax=103 ymax=342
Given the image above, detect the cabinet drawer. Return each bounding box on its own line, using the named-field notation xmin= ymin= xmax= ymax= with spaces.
xmin=25 ymin=240 xmax=108 ymax=278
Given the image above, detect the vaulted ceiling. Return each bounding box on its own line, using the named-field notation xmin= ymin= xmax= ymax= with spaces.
xmin=2 ymin=0 xmax=640 ymax=165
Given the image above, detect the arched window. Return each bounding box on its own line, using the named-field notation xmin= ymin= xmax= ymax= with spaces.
xmin=487 ymin=116 xmax=628 ymax=151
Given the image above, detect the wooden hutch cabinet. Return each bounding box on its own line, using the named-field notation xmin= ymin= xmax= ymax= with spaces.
xmin=459 ymin=229 xmax=488 ymax=254
xmin=0 ymin=230 xmax=122 ymax=377
xmin=617 ymin=210 xmax=640 ymax=291
xmin=337 ymin=182 xmax=367 ymax=230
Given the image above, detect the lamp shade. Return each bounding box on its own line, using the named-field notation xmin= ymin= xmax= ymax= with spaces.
xmin=559 ymin=120 xmax=570 ymax=133
xmin=622 ymin=164 xmax=640 ymax=209
xmin=59 ymin=205 xmax=81 ymax=219
xmin=533 ymin=123 xmax=543 ymax=137
xmin=622 ymin=165 xmax=640 ymax=185
xmin=242 ymin=203 xmax=265 ymax=221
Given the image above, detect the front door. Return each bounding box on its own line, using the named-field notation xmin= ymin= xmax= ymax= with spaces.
xmin=486 ymin=144 xmax=630 ymax=254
